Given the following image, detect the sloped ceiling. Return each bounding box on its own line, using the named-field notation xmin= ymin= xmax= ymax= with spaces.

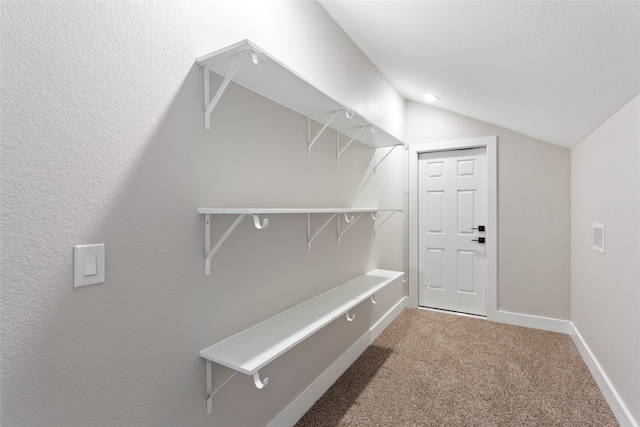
xmin=319 ymin=1 xmax=639 ymax=148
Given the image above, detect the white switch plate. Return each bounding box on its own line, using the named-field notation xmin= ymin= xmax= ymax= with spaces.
xmin=74 ymin=244 xmax=105 ymax=287
xmin=592 ymin=223 xmax=605 ymax=254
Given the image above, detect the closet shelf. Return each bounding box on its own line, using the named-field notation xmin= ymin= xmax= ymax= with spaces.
xmin=200 ymin=269 xmax=404 ymax=412
xmin=196 ymin=39 xmax=404 ymax=152
xmin=198 ymin=208 xmax=404 ymax=274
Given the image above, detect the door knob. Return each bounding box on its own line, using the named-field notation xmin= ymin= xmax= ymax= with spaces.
xmin=471 ymin=226 xmax=485 ymax=232
xmin=471 ymin=237 xmax=486 ymax=243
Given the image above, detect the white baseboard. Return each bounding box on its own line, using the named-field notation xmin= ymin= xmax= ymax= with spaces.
xmin=268 ymin=297 xmax=407 ymax=427
xmin=569 ymin=323 xmax=638 ymax=427
xmin=489 ymin=309 xmax=572 ymax=334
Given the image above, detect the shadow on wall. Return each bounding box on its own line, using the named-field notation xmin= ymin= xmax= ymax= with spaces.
xmin=27 ymin=59 xmax=382 ymax=426
xmin=31 ymin=62 xmax=217 ymax=426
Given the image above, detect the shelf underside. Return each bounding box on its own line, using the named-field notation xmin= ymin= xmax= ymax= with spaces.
xmin=197 ymin=40 xmax=403 ymax=149
xmin=197 ymin=208 xmax=398 ymax=215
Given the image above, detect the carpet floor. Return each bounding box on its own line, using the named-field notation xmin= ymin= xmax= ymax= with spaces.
xmin=295 ymin=308 xmax=618 ymax=426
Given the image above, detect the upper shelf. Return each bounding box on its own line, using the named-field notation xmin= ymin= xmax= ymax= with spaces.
xmin=196 ymin=39 xmax=404 ymax=149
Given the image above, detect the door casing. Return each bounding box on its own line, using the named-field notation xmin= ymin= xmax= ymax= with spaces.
xmin=408 ymin=136 xmax=497 ymax=318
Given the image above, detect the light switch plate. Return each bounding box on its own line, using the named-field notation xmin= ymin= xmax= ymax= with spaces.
xmin=592 ymin=223 xmax=605 ymax=254
xmin=74 ymin=244 xmax=105 ymax=287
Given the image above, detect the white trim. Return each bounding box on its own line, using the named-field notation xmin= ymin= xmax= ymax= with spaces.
xmin=570 ymin=323 xmax=638 ymax=427
xmin=268 ymin=297 xmax=407 ymax=427
xmin=490 ymin=310 xmax=572 ymax=334
xmin=421 ymin=304 xmax=572 ymax=334
xmin=408 ymin=137 xmax=498 ymax=317
xmin=418 ymin=306 xmax=487 ymax=320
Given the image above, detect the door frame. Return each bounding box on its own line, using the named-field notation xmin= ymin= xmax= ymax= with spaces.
xmin=408 ymin=136 xmax=497 ymax=318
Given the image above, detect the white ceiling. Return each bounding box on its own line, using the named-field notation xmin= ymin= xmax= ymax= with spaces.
xmin=319 ymin=1 xmax=639 ymax=148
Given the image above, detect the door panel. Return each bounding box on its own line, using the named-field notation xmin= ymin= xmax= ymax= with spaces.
xmin=457 ymin=250 xmax=475 ymax=293
xmin=426 ymin=191 xmax=444 ymax=233
xmin=426 ymin=248 xmax=444 ymax=290
xmin=457 ymin=190 xmax=475 ymax=233
xmin=418 ymin=148 xmax=487 ymax=315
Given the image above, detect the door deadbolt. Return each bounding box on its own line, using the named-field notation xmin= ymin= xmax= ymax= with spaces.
xmin=471 ymin=237 xmax=486 ymax=244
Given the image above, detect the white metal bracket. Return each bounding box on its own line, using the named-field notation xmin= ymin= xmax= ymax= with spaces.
xmin=204 ymin=213 xmax=269 ymax=275
xmin=373 ymin=144 xmax=401 ymax=173
xmin=307 ymin=213 xmax=338 ymax=253
xmin=204 ymin=214 xmax=245 ymax=275
xmin=337 ymin=212 xmax=365 ymax=246
xmin=308 ymin=110 xmax=353 ymax=157
xmin=206 ymin=360 xmax=213 ymax=414
xmin=372 ymin=209 xmax=405 ymax=237
xmin=205 ymin=361 xmax=256 ymax=415
xmin=336 ymin=126 xmax=371 ymax=164
xmin=204 ymin=50 xmax=265 ymax=130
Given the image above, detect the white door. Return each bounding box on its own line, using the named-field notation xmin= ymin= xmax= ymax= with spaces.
xmin=418 ymin=148 xmax=487 ymax=315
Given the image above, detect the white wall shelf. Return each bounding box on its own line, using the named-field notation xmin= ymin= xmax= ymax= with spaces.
xmin=200 ymin=269 xmax=404 ymax=414
xmin=198 ymin=208 xmax=403 ymax=275
xmin=195 ymin=40 xmax=407 ymax=416
xmin=196 ymin=40 xmax=404 ymax=155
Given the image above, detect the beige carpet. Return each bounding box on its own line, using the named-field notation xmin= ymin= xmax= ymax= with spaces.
xmin=296 ymin=308 xmax=618 ymax=426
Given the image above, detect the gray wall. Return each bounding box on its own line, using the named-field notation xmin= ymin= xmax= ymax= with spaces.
xmin=405 ymin=101 xmax=571 ymax=320
xmin=7 ymin=1 xmax=632 ymax=426
xmin=571 ymin=94 xmax=640 ymax=425
xmin=1 ymin=2 xmax=405 ymax=426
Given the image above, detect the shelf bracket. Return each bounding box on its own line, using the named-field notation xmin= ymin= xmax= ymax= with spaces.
xmin=374 ymin=144 xmax=400 ymax=173
xmin=373 ymin=210 xmax=404 ymax=237
xmin=308 ymin=110 xmax=352 ymax=157
xmin=202 ymin=211 xmax=273 ymax=274
xmin=307 ymin=213 xmax=338 ymax=253
xmin=206 ymin=360 xmax=213 ymax=414
xmin=204 ymin=50 xmax=265 ymax=130
xmin=203 ymin=362 xmax=267 ymax=415
xmin=205 ymin=361 xmax=239 ymax=415
xmin=337 ymin=212 xmax=365 ymax=246
xmin=205 ymin=214 xmax=246 ymax=275
xmin=336 ymin=126 xmax=370 ymax=164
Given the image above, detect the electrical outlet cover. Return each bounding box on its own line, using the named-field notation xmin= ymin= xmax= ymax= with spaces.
xmin=592 ymin=224 xmax=605 ymax=254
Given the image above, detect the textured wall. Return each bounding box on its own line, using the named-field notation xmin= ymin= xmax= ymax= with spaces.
xmin=404 ymin=101 xmax=571 ymax=320
xmin=571 ymin=95 xmax=640 ymax=425
xmin=1 ymin=2 xmax=405 ymax=426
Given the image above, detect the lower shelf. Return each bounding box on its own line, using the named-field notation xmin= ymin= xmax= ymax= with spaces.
xmin=199 ymin=269 xmax=404 ymax=413
xmin=201 ymin=269 xmax=403 ymax=374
